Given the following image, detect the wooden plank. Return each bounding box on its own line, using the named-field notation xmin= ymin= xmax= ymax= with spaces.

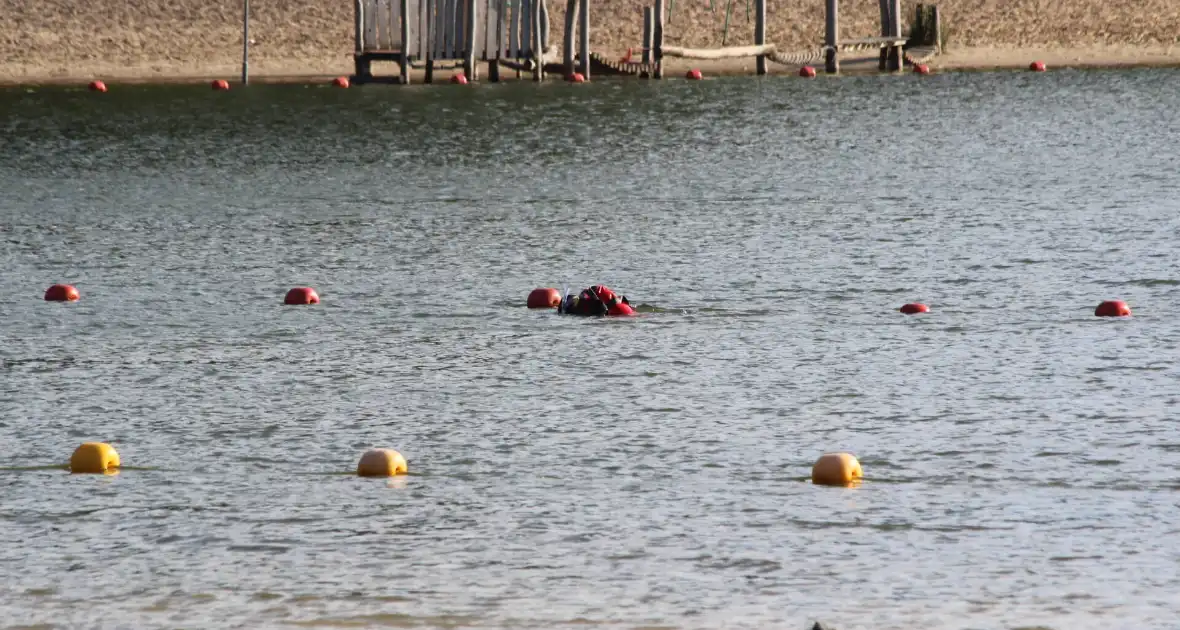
xmin=508 ymin=0 xmax=518 ymax=58
xmin=482 ymin=0 xmax=496 ymax=59
xmin=495 ymin=0 xmax=506 ymax=58
xmin=661 ymin=44 xmax=774 ymax=59
xmin=839 ymin=36 xmax=906 ymax=46
xmin=434 ymin=0 xmax=446 ymax=58
xmin=418 ymin=0 xmax=429 ymax=58
xmin=427 ymin=0 xmax=437 ymax=58
xmin=521 ymin=0 xmax=533 ymax=58
xmin=355 ymin=0 xmax=365 ymax=52
xmin=824 ymin=0 xmax=838 ymax=73
xmin=365 ymin=0 xmax=380 ymax=51
xmin=379 ymin=0 xmax=392 ymax=50
xmin=437 ymin=0 xmax=448 ymax=57
xmin=754 ymin=0 xmax=765 ymax=74
xmin=453 ymin=0 xmax=465 ymax=60
xmin=577 ymin=0 xmax=588 ymax=77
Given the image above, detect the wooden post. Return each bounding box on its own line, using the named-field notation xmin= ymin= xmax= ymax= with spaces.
xmin=888 ymin=0 xmax=901 ymax=70
xmin=424 ymin=0 xmax=434 ymax=82
xmin=563 ymin=0 xmax=577 ymax=76
xmin=420 ymin=0 xmax=429 ymax=62
xmin=824 ymin=0 xmax=838 ymax=73
xmin=578 ymin=0 xmax=589 ymax=78
xmin=753 ymin=0 xmax=765 ymax=75
xmin=508 ymin=0 xmax=519 ymax=60
xmin=402 ymin=0 xmax=413 ymax=83
xmin=642 ymin=6 xmax=652 ymax=67
xmin=490 ymin=0 xmax=503 ymax=80
xmin=932 ymin=5 xmax=941 ymax=53
xmin=241 ymin=0 xmax=250 ymax=85
xmin=878 ymin=0 xmax=889 ymax=70
xmin=520 ymin=0 xmax=531 ymax=59
xmin=533 ymin=0 xmax=543 ymax=80
xmin=464 ymin=0 xmax=477 ymax=79
xmin=654 ymin=0 xmax=665 ymax=78
xmin=541 ymin=0 xmax=551 ymax=51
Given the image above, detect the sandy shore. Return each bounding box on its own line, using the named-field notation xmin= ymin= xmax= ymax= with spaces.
xmin=3 ymin=0 xmax=1180 ymax=84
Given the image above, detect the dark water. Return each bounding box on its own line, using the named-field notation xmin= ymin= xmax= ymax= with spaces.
xmin=2 ymin=70 xmax=1180 ymax=630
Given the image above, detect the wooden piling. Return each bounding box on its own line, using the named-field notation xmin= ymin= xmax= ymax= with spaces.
xmin=533 ymin=0 xmax=543 ymax=80
xmin=578 ymin=0 xmax=589 ymax=78
xmin=877 ymin=0 xmax=889 ymax=70
xmin=642 ymin=6 xmax=652 ymax=67
xmin=401 ymin=0 xmax=412 ymax=83
xmin=754 ymin=0 xmax=765 ymax=75
xmin=241 ymin=0 xmax=250 ymax=85
xmin=521 ymin=0 xmax=532 ymax=65
xmin=654 ymin=0 xmax=665 ymax=78
xmin=464 ymin=0 xmax=477 ymax=80
xmin=888 ymin=0 xmax=901 ymax=70
xmin=541 ymin=0 xmax=551 ymax=51
xmin=423 ymin=0 xmax=434 ymax=82
xmin=824 ymin=0 xmax=838 ymax=73
xmin=492 ymin=0 xmax=504 ymax=80
xmin=508 ymin=0 xmax=519 ymax=59
xmin=563 ymin=0 xmax=577 ymax=76
xmin=932 ymin=5 xmax=941 ymax=53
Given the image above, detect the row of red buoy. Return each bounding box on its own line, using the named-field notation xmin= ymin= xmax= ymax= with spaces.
xmin=898 ymin=300 xmax=1130 ymax=317
xmin=41 ymin=284 xmax=321 ymax=305
xmin=83 ymin=61 xmax=1047 ymax=94
xmin=39 ymin=284 xmax=1131 ymax=318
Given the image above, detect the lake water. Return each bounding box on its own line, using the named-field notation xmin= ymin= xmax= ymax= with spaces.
xmin=2 ymin=69 xmax=1180 ymax=630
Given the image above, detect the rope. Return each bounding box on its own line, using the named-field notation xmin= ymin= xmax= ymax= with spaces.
xmin=767 ymin=48 xmax=825 ymax=66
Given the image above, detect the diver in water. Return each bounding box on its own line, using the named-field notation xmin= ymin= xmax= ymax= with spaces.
xmin=559 ymin=285 xmax=634 ymax=316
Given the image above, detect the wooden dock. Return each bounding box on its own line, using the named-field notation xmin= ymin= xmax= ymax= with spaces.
xmin=351 ymin=0 xmax=942 ymax=84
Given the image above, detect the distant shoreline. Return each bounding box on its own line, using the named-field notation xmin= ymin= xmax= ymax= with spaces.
xmin=2 ymin=45 xmax=1179 ymax=87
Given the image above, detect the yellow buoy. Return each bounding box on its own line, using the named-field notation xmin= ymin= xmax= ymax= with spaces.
xmin=69 ymin=442 xmax=121 ymax=474
xmin=356 ymin=449 xmax=408 ymax=477
xmin=811 ymin=452 xmax=862 ymax=487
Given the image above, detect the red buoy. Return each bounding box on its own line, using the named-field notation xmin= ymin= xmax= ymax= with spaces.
xmin=527 ymin=288 xmax=561 ymax=309
xmin=88 ymin=80 xmax=107 ymax=93
xmin=212 ymin=79 xmax=231 ymax=91
xmin=899 ymin=303 xmax=929 ymax=314
xmin=566 ymin=72 xmax=586 ymax=83
xmin=607 ymin=302 xmax=635 ymax=317
xmin=1094 ymin=300 xmax=1131 ymax=317
xmin=332 ymin=76 xmax=350 ymax=88
xmin=44 ymin=284 xmax=80 ymax=302
xmin=685 ymin=69 xmax=703 ymax=80
xmin=913 ymin=63 xmax=930 ymax=75
xmin=1029 ymin=61 xmax=1047 ymax=72
xmin=799 ymin=66 xmax=817 ymax=78
xmin=450 ymin=74 xmax=468 ymax=85
xmin=284 ymin=287 xmax=320 ymax=305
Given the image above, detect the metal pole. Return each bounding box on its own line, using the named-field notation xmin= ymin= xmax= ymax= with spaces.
xmin=241 ymin=0 xmax=250 ymax=85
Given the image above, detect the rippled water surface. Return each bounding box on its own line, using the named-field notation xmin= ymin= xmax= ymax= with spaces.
xmin=3 ymin=70 xmax=1180 ymax=630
